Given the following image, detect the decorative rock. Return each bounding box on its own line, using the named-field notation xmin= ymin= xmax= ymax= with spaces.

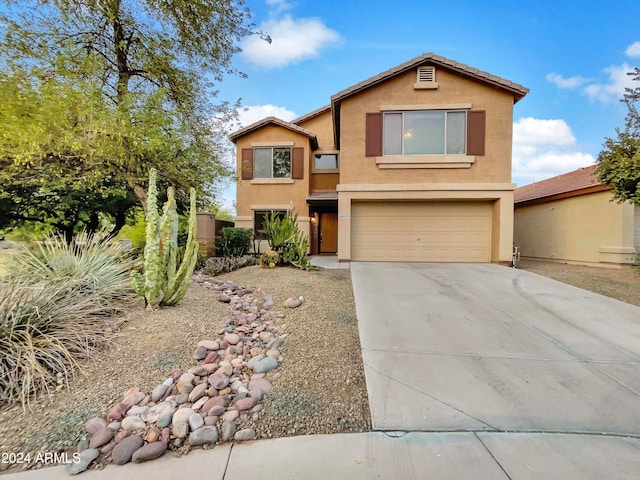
xmin=162 ymin=428 xmax=171 ymax=443
xmin=84 ymin=417 xmax=107 ymax=435
xmin=111 ymin=435 xmax=143 ymax=465
xmin=157 ymin=412 xmax=173 ymax=428
xmin=122 ymin=415 xmax=145 ymax=431
xmin=76 ymin=435 xmax=90 ymax=453
xmin=218 ymin=293 xmax=231 ymax=303
xmin=123 ymin=392 xmax=145 ymax=408
xmin=100 ymin=441 xmax=116 ymax=454
xmin=89 ymin=427 xmax=113 ymax=449
xmin=114 ymin=430 xmax=130 ymax=443
xmin=108 ymin=402 xmax=129 ymax=421
xmin=221 ymin=421 xmax=236 ymax=442
xmin=178 ymin=372 xmax=196 ymax=385
xmin=188 ymin=383 xmax=207 ymax=402
xmin=208 ymin=374 xmax=229 ymax=390
xmin=146 ymin=426 xmax=161 ymax=443
xmin=107 ymin=421 xmax=121 ymax=431
xmin=266 ymin=349 xmax=280 ymax=358
xmin=253 ymin=357 xmax=279 ymax=374
xmin=207 ymin=405 xmax=226 ymax=417
xmin=192 ymin=346 xmax=209 ymax=361
xmin=127 ymin=406 xmax=148 ymax=417
xmin=204 ymin=351 xmax=218 ymax=364
xmin=197 ymin=340 xmax=220 ymax=350
xmin=283 ymin=296 xmax=303 ymax=308
xmin=177 ymin=382 xmax=194 ymax=394
xmin=202 ymin=396 xmax=226 ymax=414
xmin=189 ymin=413 xmax=205 ymax=431
xmin=189 ymin=426 xmax=218 ymax=446
xmin=132 ymin=441 xmax=167 ymax=463
xmin=192 ymin=396 xmax=208 ymax=412
xmin=224 ymin=333 xmax=240 ymax=345
xmin=175 ymin=393 xmax=189 ymax=405
xmin=141 ymin=401 xmax=176 ymax=423
xmin=202 ymin=364 xmax=219 ymax=374
xmin=248 ymin=378 xmax=273 ymax=400
xmin=221 ymin=410 xmax=239 ymax=422
xmin=247 ymin=355 xmax=265 ymax=370
xmin=67 ymin=448 xmax=99 ymax=475
xmin=235 ymin=396 xmax=259 ymax=411
xmin=151 ymin=383 xmax=170 ymax=402
xmin=172 ymin=421 xmax=189 ymax=439
xmin=188 ymin=365 xmax=208 ymax=376
xmin=234 ymin=428 xmax=256 ymax=442
xmin=172 ymin=407 xmax=195 ymax=425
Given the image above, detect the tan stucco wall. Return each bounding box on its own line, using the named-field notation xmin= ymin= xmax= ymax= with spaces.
xmin=234 ymin=124 xmax=311 ymax=246
xmin=296 ymin=109 xmax=335 ymax=151
xmin=514 ymin=191 xmax=637 ymax=266
xmin=338 ymin=68 xmax=515 ymax=185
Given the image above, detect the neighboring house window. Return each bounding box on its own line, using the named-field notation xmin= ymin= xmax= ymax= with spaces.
xmin=253 ymin=210 xmax=286 ymax=240
xmin=254 ymin=147 xmax=291 ymax=178
xmin=383 ymin=110 xmax=466 ymax=155
xmin=314 ymin=154 xmax=339 ymax=170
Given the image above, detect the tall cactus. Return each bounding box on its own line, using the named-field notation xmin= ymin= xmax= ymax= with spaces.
xmin=130 ymin=168 xmax=199 ymax=308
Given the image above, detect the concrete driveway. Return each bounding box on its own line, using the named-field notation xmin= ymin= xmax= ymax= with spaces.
xmin=351 ymin=262 xmax=640 ymax=477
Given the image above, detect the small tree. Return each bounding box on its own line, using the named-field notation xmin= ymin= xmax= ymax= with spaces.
xmin=596 ymin=68 xmax=640 ymax=205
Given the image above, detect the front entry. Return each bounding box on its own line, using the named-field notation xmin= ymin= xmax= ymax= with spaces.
xmin=319 ymin=212 xmax=338 ymax=253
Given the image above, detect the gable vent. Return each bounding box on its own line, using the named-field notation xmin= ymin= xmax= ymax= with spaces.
xmin=415 ymin=66 xmax=438 ymax=89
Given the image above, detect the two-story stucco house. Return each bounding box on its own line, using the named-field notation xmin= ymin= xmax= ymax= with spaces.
xmin=230 ymin=53 xmax=528 ymax=264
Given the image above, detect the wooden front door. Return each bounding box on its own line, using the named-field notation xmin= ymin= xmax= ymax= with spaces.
xmin=320 ymin=212 xmax=338 ymax=253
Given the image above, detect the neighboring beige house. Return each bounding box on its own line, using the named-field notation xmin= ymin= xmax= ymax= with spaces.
xmin=514 ymin=165 xmax=639 ymax=267
xmin=230 ymin=53 xmax=528 ymax=263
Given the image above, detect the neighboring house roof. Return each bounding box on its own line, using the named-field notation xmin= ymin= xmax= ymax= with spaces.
xmin=292 ymin=105 xmax=331 ymax=125
xmin=229 ymin=116 xmax=318 ymax=149
xmin=330 ymin=52 xmax=529 ymax=148
xmin=514 ymin=165 xmax=609 ymax=206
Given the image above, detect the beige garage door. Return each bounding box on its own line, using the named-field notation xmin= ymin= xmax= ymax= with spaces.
xmin=351 ymin=201 xmax=492 ymax=262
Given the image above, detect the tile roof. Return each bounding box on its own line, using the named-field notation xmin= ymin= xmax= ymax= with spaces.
xmin=331 ymin=52 xmax=529 ymax=105
xmin=292 ymin=105 xmax=331 ymax=125
xmin=514 ymin=164 xmax=605 ymax=204
xmin=228 ymin=117 xmax=318 ymax=149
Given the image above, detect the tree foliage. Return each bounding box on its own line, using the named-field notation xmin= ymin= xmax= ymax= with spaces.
xmin=0 ymin=0 xmax=263 ymax=235
xmin=596 ymin=67 xmax=640 ymax=205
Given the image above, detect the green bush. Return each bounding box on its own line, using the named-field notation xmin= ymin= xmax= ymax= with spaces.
xmin=215 ymin=227 xmax=252 ymax=258
xmin=1 ymin=232 xmax=134 ymax=406
xmin=201 ymin=255 xmax=258 ymax=276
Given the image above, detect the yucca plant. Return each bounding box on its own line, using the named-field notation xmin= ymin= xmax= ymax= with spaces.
xmin=0 ymin=232 xmax=134 ymax=407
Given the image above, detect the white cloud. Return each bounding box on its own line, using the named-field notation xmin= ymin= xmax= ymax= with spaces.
xmin=512 ymin=117 xmax=595 ymax=185
xmin=625 ymin=41 xmax=640 ymax=58
xmin=241 ymin=14 xmax=341 ymax=68
xmin=266 ymin=0 xmax=293 ymax=13
xmin=583 ymin=62 xmax=636 ymax=104
xmin=236 ymin=104 xmax=298 ymax=127
xmin=545 ymin=72 xmax=589 ymax=89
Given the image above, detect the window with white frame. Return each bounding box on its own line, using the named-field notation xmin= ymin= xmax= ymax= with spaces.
xmin=383 ymin=110 xmax=466 ymax=155
xmin=253 ymin=147 xmax=291 ymax=178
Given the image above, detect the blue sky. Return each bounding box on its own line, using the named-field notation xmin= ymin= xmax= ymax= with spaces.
xmin=216 ymin=0 xmax=640 ymax=211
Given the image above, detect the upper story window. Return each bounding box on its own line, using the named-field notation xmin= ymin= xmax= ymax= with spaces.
xmin=383 ymin=110 xmax=466 ymax=155
xmin=313 ymin=154 xmax=339 ymax=170
xmin=254 ymin=147 xmax=291 ymax=178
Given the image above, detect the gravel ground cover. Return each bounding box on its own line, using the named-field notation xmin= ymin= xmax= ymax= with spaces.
xmin=0 ymin=265 xmax=371 ymax=474
xmin=518 ymin=260 xmax=640 ymax=307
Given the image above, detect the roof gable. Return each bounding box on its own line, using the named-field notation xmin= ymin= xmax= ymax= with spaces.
xmin=229 ymin=116 xmax=318 ymax=149
xmin=514 ymin=165 xmax=607 ymax=205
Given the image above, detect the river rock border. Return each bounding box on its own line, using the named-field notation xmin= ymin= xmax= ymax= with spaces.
xmin=67 ymin=276 xmax=287 ymax=475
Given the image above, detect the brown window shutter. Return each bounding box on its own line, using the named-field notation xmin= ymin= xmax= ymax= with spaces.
xmin=467 ymin=110 xmax=486 ymax=156
xmin=365 ymin=112 xmax=383 ymax=157
xmin=241 ymin=148 xmax=253 ymax=180
xmin=292 ymin=147 xmax=304 ymax=179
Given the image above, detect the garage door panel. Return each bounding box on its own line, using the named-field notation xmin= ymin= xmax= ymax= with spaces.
xmin=351 ymin=202 xmax=492 ymax=262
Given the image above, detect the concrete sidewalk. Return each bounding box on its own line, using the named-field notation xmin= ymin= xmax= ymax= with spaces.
xmin=3 ymin=431 xmax=639 ymax=479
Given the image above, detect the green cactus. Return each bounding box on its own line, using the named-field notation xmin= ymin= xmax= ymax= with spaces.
xmin=130 ymin=168 xmax=199 ymax=308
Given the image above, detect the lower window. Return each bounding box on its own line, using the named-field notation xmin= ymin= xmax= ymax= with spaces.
xmin=253 ymin=210 xmax=286 ymax=240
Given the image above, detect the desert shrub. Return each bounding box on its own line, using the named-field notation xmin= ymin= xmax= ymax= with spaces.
xmin=202 ymin=255 xmax=258 ymax=276
xmin=0 ymin=232 xmax=134 ymax=406
xmin=259 ymin=250 xmax=280 ymax=269
xmin=264 ymin=210 xmax=317 ymax=270
xmin=215 ymin=227 xmax=252 ymax=258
